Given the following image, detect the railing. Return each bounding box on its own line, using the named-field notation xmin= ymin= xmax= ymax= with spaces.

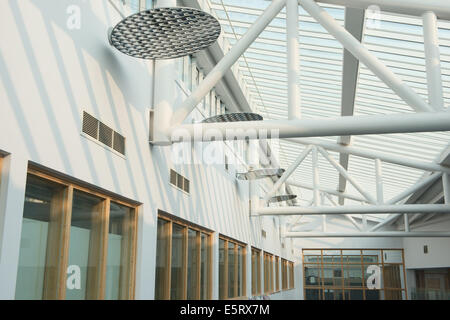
xmin=410 ymin=288 xmax=450 ymax=300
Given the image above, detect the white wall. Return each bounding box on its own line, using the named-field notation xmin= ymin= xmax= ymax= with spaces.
xmin=0 ymin=0 xmax=295 ymax=300
xmin=403 ymin=217 xmax=450 ymax=269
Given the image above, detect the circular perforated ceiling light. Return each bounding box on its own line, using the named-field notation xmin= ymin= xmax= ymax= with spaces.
xmin=109 ymin=7 xmax=221 ymax=60
xmin=267 ymin=194 xmax=298 ymax=203
xmin=236 ymin=168 xmax=285 ymax=181
xmin=202 ymin=113 xmax=263 ymax=124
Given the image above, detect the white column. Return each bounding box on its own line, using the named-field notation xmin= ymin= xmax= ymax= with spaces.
xmin=423 ymin=11 xmax=444 ymax=111
xmin=152 ymin=0 xmax=178 ymax=145
xmin=287 ymin=0 xmax=301 ymax=120
xmin=0 ymin=154 xmax=28 ymax=299
xmin=300 ymin=0 xmax=434 ymax=113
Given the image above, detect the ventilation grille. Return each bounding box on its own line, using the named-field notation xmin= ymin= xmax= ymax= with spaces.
xmin=82 ymin=111 xmax=126 ymax=155
xmin=170 ymin=169 xmax=190 ymax=194
xmin=261 ymin=230 xmax=267 ymax=238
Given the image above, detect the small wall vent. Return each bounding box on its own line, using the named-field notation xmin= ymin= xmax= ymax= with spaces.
xmin=170 ymin=169 xmax=190 ymax=194
xmin=82 ymin=111 xmax=126 ymax=156
xmin=261 ymin=230 xmax=267 ymax=238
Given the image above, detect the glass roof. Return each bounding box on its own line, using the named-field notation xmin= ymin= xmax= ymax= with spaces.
xmin=207 ymin=0 xmax=450 ymax=223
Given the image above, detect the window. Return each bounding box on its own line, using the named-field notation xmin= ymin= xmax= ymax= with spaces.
xmin=219 ymin=236 xmax=246 ymax=299
xmin=302 ymin=249 xmax=407 ymax=300
xmin=154 ymin=212 xmax=212 ymax=300
xmin=282 ymin=258 xmax=288 ymax=290
xmin=289 ymin=261 xmax=295 ymax=289
xmin=264 ymin=252 xmax=274 ymax=294
xmin=275 ymin=256 xmax=280 ymax=292
xmin=15 ymin=167 xmax=138 ymax=300
xmin=251 ymin=248 xmax=261 ymax=296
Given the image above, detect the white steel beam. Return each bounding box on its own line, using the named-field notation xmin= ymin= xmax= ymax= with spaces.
xmin=423 ymin=11 xmax=444 ymax=111
xmin=375 ymin=159 xmax=384 ymax=204
xmin=323 ymin=192 xmax=362 ymax=231
xmin=263 ymin=145 xmax=312 ymax=201
xmin=285 ymin=231 xmax=450 ymax=238
xmin=171 ymin=112 xmax=450 ymax=143
xmin=285 ymin=138 xmax=450 ymax=174
xmin=287 ymin=0 xmax=301 ymax=120
xmin=368 ymin=172 xmax=443 ymax=231
xmin=404 ymin=214 xmax=410 ymax=232
xmin=385 ymin=172 xmax=442 ymax=205
xmin=338 ymin=7 xmax=365 ymax=205
xmin=257 ymin=204 xmax=450 ymax=216
xmin=317 ymin=146 xmax=378 ymax=204
xmin=170 ymin=0 xmax=287 ymax=126
xmin=287 ymin=180 xmax=373 ymax=203
xmin=444 ymin=173 xmax=450 ymax=204
xmin=300 ymin=0 xmax=434 ymax=113
xmin=314 ymin=0 xmax=450 ymax=21
xmin=312 ymin=146 xmax=320 ymax=206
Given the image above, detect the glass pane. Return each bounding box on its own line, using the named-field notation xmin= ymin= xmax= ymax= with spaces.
xmin=304 ymin=255 xmax=321 ymax=263
xmin=238 ymin=246 xmax=245 ymax=297
xmin=365 ymin=289 xmax=381 ymax=300
xmin=342 ymin=250 xmax=362 ymax=264
xmin=200 ymin=233 xmax=210 ymax=300
xmin=15 ymin=175 xmax=65 ymax=300
xmin=324 ymin=288 xmax=343 ymax=300
xmin=383 ymin=250 xmax=403 ymax=263
xmin=228 ymin=242 xmax=236 ymax=298
xmin=304 ymin=265 xmax=321 ymax=286
xmin=154 ymin=219 xmax=169 ymax=300
xmin=170 ymin=223 xmax=185 ymax=300
xmin=323 ymin=265 xmax=343 ymax=287
xmin=187 ymin=229 xmax=199 ymax=300
xmin=66 ymin=190 xmax=103 ymax=300
xmin=219 ymin=239 xmax=225 ymax=299
xmin=305 ymin=289 xmax=322 ymax=300
xmin=344 ymin=264 xmax=364 ymax=288
xmin=105 ymin=202 xmax=135 ymax=300
xmin=348 ymin=289 xmax=364 ymax=300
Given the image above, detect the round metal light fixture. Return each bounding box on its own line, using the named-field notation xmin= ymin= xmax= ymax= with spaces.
xmin=109 ymin=7 xmax=221 ymax=60
xmin=202 ymin=112 xmax=263 ymax=124
xmin=236 ymin=168 xmax=285 ymax=180
xmin=267 ymin=194 xmax=297 ymax=203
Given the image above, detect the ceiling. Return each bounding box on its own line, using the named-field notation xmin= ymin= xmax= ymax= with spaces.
xmin=207 ymin=0 xmax=450 ymax=225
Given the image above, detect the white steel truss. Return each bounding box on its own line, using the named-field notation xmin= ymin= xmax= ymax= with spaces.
xmin=153 ymin=0 xmax=450 ymax=237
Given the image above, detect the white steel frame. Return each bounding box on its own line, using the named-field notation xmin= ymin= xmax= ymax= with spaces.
xmin=153 ymin=0 xmax=450 ymax=238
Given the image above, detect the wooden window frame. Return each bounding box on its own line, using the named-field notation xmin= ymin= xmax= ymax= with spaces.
xmin=156 ymin=212 xmax=213 ymax=300
xmin=264 ymin=252 xmax=275 ymax=295
xmin=251 ymin=248 xmax=261 ymax=296
xmin=23 ymin=167 xmax=139 ymax=300
xmin=218 ymin=235 xmax=247 ymax=300
xmin=282 ymin=258 xmax=288 ymax=291
xmin=275 ymin=256 xmax=280 ymax=292
xmin=302 ymin=248 xmax=408 ymax=300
